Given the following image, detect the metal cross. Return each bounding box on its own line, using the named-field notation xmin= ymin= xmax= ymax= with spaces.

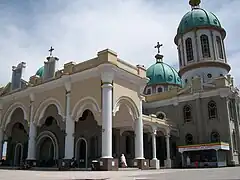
xmin=49 ymin=46 xmax=54 ymax=56
xmin=154 ymin=42 xmax=163 ymax=54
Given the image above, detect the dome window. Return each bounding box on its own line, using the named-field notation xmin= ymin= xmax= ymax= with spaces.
xmin=207 ymin=73 xmax=212 ymax=78
xmin=185 ymin=79 xmax=188 ymax=83
xmin=156 ymin=86 xmax=163 ymax=93
xmin=156 ymin=111 xmax=166 ymax=119
xmin=199 ymin=17 xmax=204 ymax=22
xmin=216 ymin=36 xmax=224 ymax=59
xmin=213 ymin=19 xmax=218 ymax=25
xmin=185 ymin=38 xmax=194 ymax=62
xmin=168 ymin=75 xmax=173 ymax=81
xmin=200 ymin=34 xmax=211 ymax=58
xmin=220 ymin=74 xmax=223 ymax=76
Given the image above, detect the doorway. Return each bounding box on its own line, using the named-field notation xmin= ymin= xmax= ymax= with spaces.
xmin=75 ymin=138 xmax=88 ymax=169
xmin=14 ymin=143 xmax=23 ymax=166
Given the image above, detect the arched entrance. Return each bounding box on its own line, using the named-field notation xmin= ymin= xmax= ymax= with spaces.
xmin=75 ymin=137 xmax=88 ymax=169
xmin=36 ymin=131 xmax=59 ymax=167
xmin=14 ymin=143 xmax=23 ymax=166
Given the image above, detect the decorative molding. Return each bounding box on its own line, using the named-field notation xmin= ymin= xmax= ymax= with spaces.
xmin=2 ymin=101 xmax=28 ymax=129
xmin=112 ymin=96 xmax=140 ymax=120
xmin=71 ymin=96 xmax=101 ymax=122
xmin=145 ymin=88 xmax=232 ymax=109
xmin=29 ymin=93 xmax=35 ymax=102
xmin=33 ymin=97 xmax=64 ymax=125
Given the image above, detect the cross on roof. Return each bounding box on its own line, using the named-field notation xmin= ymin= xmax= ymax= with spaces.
xmin=49 ymin=46 xmax=54 ymax=56
xmin=154 ymin=42 xmax=163 ymax=54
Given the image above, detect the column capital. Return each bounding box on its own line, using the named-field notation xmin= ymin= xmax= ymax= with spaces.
xmin=29 ymin=93 xmax=35 ymax=102
xmin=98 ymin=64 xmax=115 ymax=83
xmin=64 ymin=76 xmax=72 ymax=92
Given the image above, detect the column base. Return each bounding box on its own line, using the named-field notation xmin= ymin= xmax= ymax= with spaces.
xmin=58 ymin=159 xmax=74 ymax=170
xmin=150 ymin=159 xmax=160 ymax=169
xmin=164 ymin=159 xmax=172 ymax=169
xmin=25 ymin=159 xmax=37 ymax=169
xmin=132 ymin=159 xmax=149 ymax=170
xmin=99 ymin=158 xmax=119 ymax=171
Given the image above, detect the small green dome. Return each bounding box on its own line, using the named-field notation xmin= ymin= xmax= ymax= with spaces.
xmin=146 ymin=61 xmax=182 ymax=86
xmin=36 ymin=66 xmax=44 ymax=77
xmin=175 ymin=7 xmax=226 ymax=43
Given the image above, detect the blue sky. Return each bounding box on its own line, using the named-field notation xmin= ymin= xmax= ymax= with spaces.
xmin=0 ymin=0 xmax=239 ymax=86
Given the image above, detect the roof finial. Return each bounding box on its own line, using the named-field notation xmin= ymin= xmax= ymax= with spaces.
xmin=189 ymin=0 xmax=201 ymax=9
xmin=49 ymin=46 xmax=54 ymax=57
xmin=154 ymin=42 xmax=164 ymax=63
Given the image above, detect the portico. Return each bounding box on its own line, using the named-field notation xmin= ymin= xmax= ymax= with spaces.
xmin=0 ymin=49 xmax=177 ymax=170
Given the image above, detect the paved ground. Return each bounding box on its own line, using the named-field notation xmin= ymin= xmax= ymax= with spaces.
xmin=1 ymin=167 xmax=240 ymax=180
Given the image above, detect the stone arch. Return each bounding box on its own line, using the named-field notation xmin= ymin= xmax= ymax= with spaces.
xmin=33 ymin=97 xmax=64 ymax=126
xmin=2 ymin=102 xmax=28 ymax=130
xmin=71 ymin=96 xmax=101 ymax=122
xmin=36 ymin=130 xmax=59 ymax=160
xmin=113 ymin=96 xmax=140 ymax=120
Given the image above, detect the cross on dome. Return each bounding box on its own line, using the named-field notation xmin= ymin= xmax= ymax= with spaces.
xmin=49 ymin=46 xmax=54 ymax=56
xmin=154 ymin=42 xmax=163 ymax=54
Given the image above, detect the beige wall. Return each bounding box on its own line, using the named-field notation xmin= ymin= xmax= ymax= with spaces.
xmin=113 ymin=77 xmax=139 ymax=109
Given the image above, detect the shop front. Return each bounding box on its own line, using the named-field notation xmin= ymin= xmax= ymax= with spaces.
xmin=178 ymin=142 xmax=230 ymax=168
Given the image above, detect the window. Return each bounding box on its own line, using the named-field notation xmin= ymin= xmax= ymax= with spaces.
xmin=207 ymin=73 xmax=212 ymax=78
xmin=200 ymin=34 xmax=211 ymax=58
xmin=185 ymin=38 xmax=194 ymax=62
xmin=156 ymin=86 xmax=163 ymax=93
xmin=178 ymin=46 xmax=182 ymax=66
xmin=157 ymin=112 xmax=165 ymax=119
xmin=216 ymin=36 xmax=224 ymax=59
xmin=183 ymin=105 xmax=192 ymax=122
xmin=228 ymin=100 xmax=234 ymax=120
xmin=146 ymin=87 xmax=152 ymax=95
xmin=185 ymin=79 xmax=188 ymax=84
xmin=185 ymin=134 xmax=193 ymax=145
xmin=232 ymin=130 xmax=237 ymax=151
xmin=211 ymin=131 xmax=220 ymax=142
xmin=208 ymin=101 xmax=217 ymax=119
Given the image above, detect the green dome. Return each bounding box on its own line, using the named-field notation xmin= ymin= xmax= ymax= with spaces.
xmin=146 ymin=61 xmax=182 ymax=86
xmin=175 ymin=7 xmax=226 ymax=44
xmin=36 ymin=66 xmax=44 ymax=77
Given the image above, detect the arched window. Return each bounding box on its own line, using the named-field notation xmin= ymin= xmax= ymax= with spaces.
xmin=185 ymin=133 xmax=193 ymax=145
xmin=228 ymin=100 xmax=234 ymax=120
xmin=208 ymin=101 xmax=217 ymax=119
xmin=156 ymin=86 xmax=163 ymax=93
xmin=216 ymin=36 xmax=224 ymax=59
xmin=200 ymin=34 xmax=211 ymax=58
xmin=185 ymin=38 xmax=194 ymax=62
xmin=183 ymin=105 xmax=192 ymax=122
xmin=232 ymin=130 xmax=237 ymax=151
xmin=211 ymin=131 xmax=220 ymax=142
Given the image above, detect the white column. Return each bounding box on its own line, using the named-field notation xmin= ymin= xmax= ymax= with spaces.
xmin=27 ymin=121 xmax=37 ymax=160
xmin=27 ymin=97 xmax=37 ymax=160
xmin=64 ymin=91 xmax=75 ymax=159
xmin=0 ymin=128 xmax=3 ymax=160
xmin=101 ymin=70 xmax=114 ymax=159
xmin=152 ymin=130 xmax=157 ymax=160
xmin=134 ymin=96 xmax=144 ymax=159
xmin=165 ymin=133 xmax=171 ymax=168
xmin=101 ymin=82 xmax=113 ymax=158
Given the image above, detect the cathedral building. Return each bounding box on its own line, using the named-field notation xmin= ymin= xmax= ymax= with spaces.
xmin=0 ymin=0 xmax=239 ymax=170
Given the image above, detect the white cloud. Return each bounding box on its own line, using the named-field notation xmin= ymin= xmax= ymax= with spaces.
xmin=0 ymin=0 xmax=239 ymax=87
